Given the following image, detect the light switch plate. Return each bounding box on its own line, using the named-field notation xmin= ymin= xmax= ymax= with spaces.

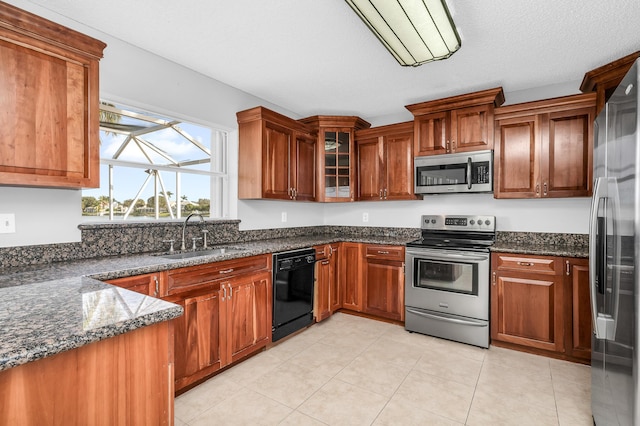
xmin=281 ymin=212 xmax=287 ymax=223
xmin=362 ymin=212 xmax=369 ymax=223
xmin=0 ymin=213 xmax=16 ymax=234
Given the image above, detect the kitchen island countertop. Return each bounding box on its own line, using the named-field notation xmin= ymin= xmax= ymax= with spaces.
xmin=0 ymin=234 xmax=415 ymax=371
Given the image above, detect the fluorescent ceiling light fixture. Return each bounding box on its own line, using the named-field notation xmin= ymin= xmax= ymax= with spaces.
xmin=345 ymin=0 xmax=461 ymax=67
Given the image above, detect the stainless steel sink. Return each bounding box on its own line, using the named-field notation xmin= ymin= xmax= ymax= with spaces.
xmin=157 ymin=247 xmax=244 ymax=260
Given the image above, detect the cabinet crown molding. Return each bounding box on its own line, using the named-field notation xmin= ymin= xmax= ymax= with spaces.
xmin=298 ymin=115 xmax=371 ymax=131
xmin=236 ymin=106 xmax=311 ymax=134
xmin=0 ymin=1 xmax=106 ymax=59
xmin=580 ymin=50 xmax=640 ymax=93
xmin=405 ymin=87 xmax=505 ymax=116
xmin=495 ymin=92 xmax=596 ymax=118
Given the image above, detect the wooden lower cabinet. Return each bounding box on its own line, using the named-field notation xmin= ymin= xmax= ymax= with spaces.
xmin=313 ymin=244 xmax=341 ymax=322
xmin=168 ymin=287 xmax=223 ymax=391
xmin=164 ymin=254 xmax=272 ymax=393
xmin=491 ymin=252 xmax=591 ymax=362
xmin=362 ymin=245 xmax=405 ymax=321
xmin=106 ymin=271 xmax=166 ymax=297
xmin=565 ymin=258 xmax=591 ymax=362
xmin=340 ymin=242 xmax=364 ymax=311
xmin=226 ymin=271 xmax=271 ymax=364
xmin=0 ymin=321 xmax=174 ymax=425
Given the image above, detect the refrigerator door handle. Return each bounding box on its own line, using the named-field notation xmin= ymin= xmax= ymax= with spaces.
xmin=589 ymin=177 xmax=621 ymax=341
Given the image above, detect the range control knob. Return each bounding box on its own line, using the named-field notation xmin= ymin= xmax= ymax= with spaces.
xmin=484 ymin=220 xmax=491 ymax=226
xmin=431 ymin=219 xmax=436 ymax=224
xmin=469 ymin=220 xmax=475 ymax=225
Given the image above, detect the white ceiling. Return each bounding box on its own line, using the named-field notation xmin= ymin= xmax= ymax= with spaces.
xmin=26 ymin=0 xmax=640 ymax=121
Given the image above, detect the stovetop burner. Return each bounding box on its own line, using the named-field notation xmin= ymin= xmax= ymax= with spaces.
xmin=408 ymin=215 xmax=496 ymax=251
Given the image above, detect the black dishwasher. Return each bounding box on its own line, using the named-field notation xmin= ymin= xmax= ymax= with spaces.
xmin=272 ymin=248 xmax=316 ymax=342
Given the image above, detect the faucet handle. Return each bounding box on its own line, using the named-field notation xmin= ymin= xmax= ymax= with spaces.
xmin=191 ymin=237 xmax=203 ymax=251
xmin=202 ymin=229 xmax=209 ymax=249
xmin=162 ymin=239 xmax=175 ymax=253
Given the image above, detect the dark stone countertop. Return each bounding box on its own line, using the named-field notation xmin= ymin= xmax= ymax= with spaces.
xmin=0 ymin=234 xmax=415 ymax=371
xmin=490 ymin=242 xmax=589 ymax=258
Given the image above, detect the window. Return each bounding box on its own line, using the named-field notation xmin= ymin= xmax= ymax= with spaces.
xmin=82 ymin=102 xmax=229 ymax=220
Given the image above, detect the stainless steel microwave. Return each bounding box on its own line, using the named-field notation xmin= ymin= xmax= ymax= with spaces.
xmin=414 ymin=150 xmax=493 ymax=194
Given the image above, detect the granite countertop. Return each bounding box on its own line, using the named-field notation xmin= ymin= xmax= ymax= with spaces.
xmin=0 ymin=234 xmax=415 ymax=371
xmin=490 ymin=242 xmax=589 ymax=258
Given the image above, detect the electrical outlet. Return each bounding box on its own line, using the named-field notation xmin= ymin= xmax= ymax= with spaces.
xmin=281 ymin=212 xmax=287 ymax=222
xmin=0 ymin=213 xmax=16 ymax=234
xmin=362 ymin=212 xmax=369 ymax=223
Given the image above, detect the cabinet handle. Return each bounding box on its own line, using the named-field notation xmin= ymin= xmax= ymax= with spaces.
xmin=517 ymin=261 xmax=534 ymax=267
xmin=377 ymin=250 xmax=390 ymax=254
xmin=228 ymin=284 xmax=232 ymax=299
xmin=451 ymin=140 xmax=456 ymax=151
xmin=379 ymin=189 xmax=383 ymax=199
xmin=383 ymin=188 xmax=387 ymax=199
xmin=293 ymin=188 xmax=297 ymax=199
xmin=222 ymin=285 xmax=227 ymax=301
xmin=492 ymin=272 xmax=496 ymax=285
xmin=446 ymin=140 xmax=450 ymax=152
xmin=566 ymin=260 xmax=570 ymax=276
xmin=219 ymin=268 xmax=234 ymax=274
xmin=322 ymin=260 xmax=330 ymax=265
xmin=153 ymin=276 xmax=159 ymax=297
xmin=535 ymin=183 xmax=540 ymax=195
xmin=543 ymin=182 xmax=548 ymax=196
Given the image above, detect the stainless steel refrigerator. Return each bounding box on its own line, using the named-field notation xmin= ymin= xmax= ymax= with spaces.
xmin=590 ymin=58 xmax=639 ymax=425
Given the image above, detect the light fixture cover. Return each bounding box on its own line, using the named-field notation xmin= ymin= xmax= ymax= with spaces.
xmin=345 ymin=0 xmax=461 ymax=67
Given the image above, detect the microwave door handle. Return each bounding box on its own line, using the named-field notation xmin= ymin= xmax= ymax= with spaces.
xmin=466 ymin=157 xmax=472 ymax=190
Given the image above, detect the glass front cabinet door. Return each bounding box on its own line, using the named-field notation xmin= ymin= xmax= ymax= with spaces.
xmin=299 ymin=116 xmax=371 ymax=202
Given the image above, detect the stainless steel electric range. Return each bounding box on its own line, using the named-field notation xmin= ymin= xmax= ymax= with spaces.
xmin=405 ymin=214 xmax=496 ymax=348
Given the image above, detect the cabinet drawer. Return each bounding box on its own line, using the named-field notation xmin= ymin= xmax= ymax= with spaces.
xmin=493 ymin=253 xmax=559 ymax=275
xmin=314 ymin=244 xmax=330 ymax=260
xmin=365 ymin=245 xmax=405 ymax=261
xmin=168 ymin=254 xmax=271 ymax=293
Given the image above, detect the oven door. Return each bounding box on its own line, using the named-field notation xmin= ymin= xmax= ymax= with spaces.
xmin=405 ymin=248 xmax=490 ymax=320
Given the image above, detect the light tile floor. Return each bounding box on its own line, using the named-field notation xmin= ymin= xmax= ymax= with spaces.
xmin=175 ymin=312 xmax=592 ymax=425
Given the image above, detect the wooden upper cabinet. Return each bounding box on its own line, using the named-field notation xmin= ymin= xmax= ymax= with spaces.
xmin=580 ymin=51 xmax=640 ymax=115
xmin=494 ymin=93 xmax=596 ymax=199
xmin=355 ymin=121 xmax=416 ymax=201
xmin=0 ymin=3 xmax=105 ymax=188
xmin=298 ymin=116 xmax=370 ymax=202
xmin=406 ymin=87 xmax=505 ymax=156
xmin=237 ymin=106 xmax=316 ymax=201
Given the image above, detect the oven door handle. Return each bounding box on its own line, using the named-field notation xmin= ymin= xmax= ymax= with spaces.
xmin=406 ymin=308 xmax=487 ymax=327
xmin=406 ymin=249 xmax=489 ymax=263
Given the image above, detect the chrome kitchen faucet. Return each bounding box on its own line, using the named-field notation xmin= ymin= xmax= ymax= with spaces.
xmin=181 ymin=213 xmax=205 ymax=250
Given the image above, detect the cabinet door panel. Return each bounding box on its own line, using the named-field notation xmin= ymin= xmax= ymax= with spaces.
xmin=227 ymin=272 xmax=271 ymax=364
xmin=363 ymin=258 xmax=404 ymax=321
xmin=492 ymin=274 xmax=564 ymax=352
xmin=414 ymin=112 xmax=448 ymax=156
xmin=293 ymin=134 xmax=316 ymax=201
xmin=494 ymin=116 xmax=539 ymax=198
xmin=383 ymin=132 xmax=414 ymax=200
xmin=263 ymin=124 xmax=291 ymax=199
xmin=314 ymin=259 xmax=331 ymax=322
xmin=356 ymin=137 xmax=382 ymax=200
xmin=329 ymin=245 xmax=342 ymax=312
xmin=340 ymin=243 xmax=363 ymax=311
xmin=451 ymin=104 xmax=492 ymax=152
xmin=174 ymin=292 xmax=221 ymax=384
xmin=566 ymin=259 xmax=591 ymax=361
xmin=544 ymin=108 xmax=593 ymax=197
